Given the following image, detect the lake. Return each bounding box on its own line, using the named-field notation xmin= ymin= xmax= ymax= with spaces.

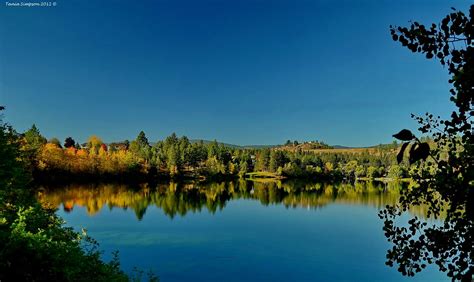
xmin=38 ymin=180 xmax=447 ymax=281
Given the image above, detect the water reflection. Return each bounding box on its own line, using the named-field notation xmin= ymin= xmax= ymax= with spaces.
xmin=37 ymin=180 xmax=425 ymax=220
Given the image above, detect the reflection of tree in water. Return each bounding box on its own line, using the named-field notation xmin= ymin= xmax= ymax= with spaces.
xmin=150 ymin=182 xmax=232 ymax=219
xmin=38 ymin=180 xmax=425 ymax=220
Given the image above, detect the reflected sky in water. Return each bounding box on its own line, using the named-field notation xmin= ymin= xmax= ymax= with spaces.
xmin=39 ymin=181 xmax=447 ymax=281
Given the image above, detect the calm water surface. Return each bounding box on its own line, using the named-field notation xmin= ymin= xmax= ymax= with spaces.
xmin=39 ymin=180 xmax=447 ymax=281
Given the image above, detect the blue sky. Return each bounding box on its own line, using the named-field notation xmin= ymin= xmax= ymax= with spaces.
xmin=0 ymin=0 xmax=469 ymax=146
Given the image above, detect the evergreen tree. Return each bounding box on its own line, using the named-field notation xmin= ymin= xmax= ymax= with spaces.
xmin=23 ymin=124 xmax=47 ymax=151
xmin=136 ymin=131 xmax=149 ymax=148
xmin=64 ymin=137 xmax=76 ymax=148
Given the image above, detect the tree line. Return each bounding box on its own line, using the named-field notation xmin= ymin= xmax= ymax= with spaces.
xmin=22 ymin=125 xmax=416 ymax=183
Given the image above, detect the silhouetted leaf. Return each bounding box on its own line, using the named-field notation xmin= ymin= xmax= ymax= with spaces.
xmin=409 ymin=142 xmax=430 ymax=164
xmin=408 ymin=143 xmax=418 ymax=164
xmin=393 ymin=129 xmax=415 ymax=141
xmin=397 ymin=142 xmax=409 ymax=164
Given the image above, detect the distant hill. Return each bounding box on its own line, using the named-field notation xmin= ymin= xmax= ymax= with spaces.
xmin=106 ymin=138 xmax=398 ymax=152
xmin=275 ymin=141 xmax=401 ymax=155
xmin=190 ymin=139 xmax=276 ymax=149
xmin=189 ymin=139 xmax=241 ymax=148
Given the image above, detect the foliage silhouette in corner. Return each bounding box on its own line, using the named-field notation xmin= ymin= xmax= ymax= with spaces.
xmin=379 ymin=5 xmax=473 ymax=281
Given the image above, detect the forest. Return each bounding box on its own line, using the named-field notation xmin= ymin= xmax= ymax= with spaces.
xmin=24 ymin=125 xmax=417 ymax=183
